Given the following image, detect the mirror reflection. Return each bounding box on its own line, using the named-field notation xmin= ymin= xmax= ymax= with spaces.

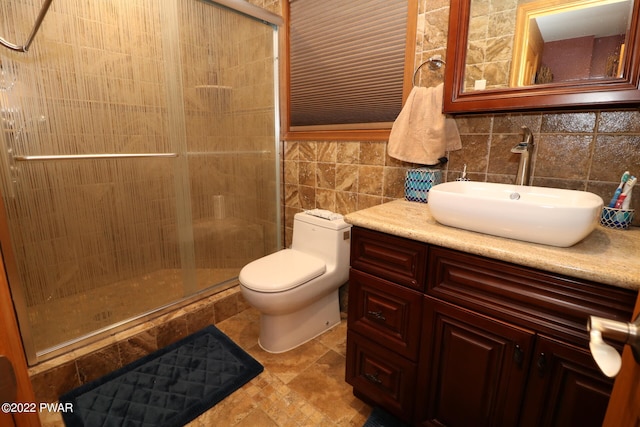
xmin=463 ymin=0 xmax=634 ymax=92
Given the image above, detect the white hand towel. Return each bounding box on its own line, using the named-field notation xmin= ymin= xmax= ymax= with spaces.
xmin=388 ymin=83 xmax=462 ymax=165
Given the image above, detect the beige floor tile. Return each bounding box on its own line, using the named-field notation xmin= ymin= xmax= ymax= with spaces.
xmin=235 ymin=408 xmax=279 ymax=427
xmin=287 ymin=350 xmax=367 ymax=424
xmin=318 ymin=321 xmax=348 ymax=356
xmin=39 ymin=314 xmax=371 ymax=427
xmin=250 ymin=339 xmax=333 ymax=385
xmin=215 ymin=307 xmax=261 ymax=350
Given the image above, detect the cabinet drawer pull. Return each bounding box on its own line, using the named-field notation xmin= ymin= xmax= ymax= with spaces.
xmin=364 ymin=372 xmax=383 ymax=384
xmin=513 ymin=344 xmax=524 ymax=366
xmin=367 ymin=310 xmax=386 ymax=321
xmin=537 ymin=352 xmax=547 ymax=376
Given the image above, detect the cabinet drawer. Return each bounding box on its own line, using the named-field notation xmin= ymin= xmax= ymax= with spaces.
xmin=346 ymin=330 xmax=416 ymax=422
xmin=351 ymin=227 xmax=427 ymax=291
xmin=348 ymin=269 xmax=422 ymax=360
xmin=427 ymin=246 xmax=636 ymax=346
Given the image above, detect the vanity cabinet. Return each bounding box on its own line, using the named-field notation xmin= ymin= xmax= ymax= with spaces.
xmin=419 ymin=298 xmax=614 ymax=426
xmin=346 ymin=228 xmax=425 ymax=421
xmin=345 ymin=227 xmax=636 ymax=426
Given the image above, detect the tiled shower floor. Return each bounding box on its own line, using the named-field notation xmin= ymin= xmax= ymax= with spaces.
xmin=38 ymin=308 xmax=373 ymax=426
xmin=28 ymin=268 xmax=239 ymax=351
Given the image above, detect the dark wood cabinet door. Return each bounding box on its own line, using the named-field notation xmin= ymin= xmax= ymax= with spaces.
xmin=519 ymin=335 xmax=614 ymax=427
xmin=417 ymin=298 xmax=535 ymax=427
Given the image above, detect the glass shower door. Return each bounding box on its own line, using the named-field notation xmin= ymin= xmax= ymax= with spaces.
xmin=0 ymin=0 xmax=280 ymax=363
xmin=178 ymin=0 xmax=280 ymax=293
xmin=3 ymin=155 xmax=186 ymax=354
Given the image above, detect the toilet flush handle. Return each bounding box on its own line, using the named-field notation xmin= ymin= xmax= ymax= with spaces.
xmin=587 ymin=314 xmax=640 ymax=377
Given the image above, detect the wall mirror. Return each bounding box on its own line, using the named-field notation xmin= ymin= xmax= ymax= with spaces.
xmin=443 ymin=0 xmax=640 ymax=113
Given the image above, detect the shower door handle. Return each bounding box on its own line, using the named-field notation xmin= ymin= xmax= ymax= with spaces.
xmin=13 ymin=153 xmax=179 ymax=161
xmin=3 ymin=153 xmax=178 ymax=198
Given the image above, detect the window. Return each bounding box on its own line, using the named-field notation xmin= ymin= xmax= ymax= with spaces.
xmin=285 ymin=0 xmax=417 ymax=140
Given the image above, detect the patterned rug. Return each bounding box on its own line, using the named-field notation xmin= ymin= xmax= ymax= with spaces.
xmin=59 ymin=325 xmax=263 ymax=427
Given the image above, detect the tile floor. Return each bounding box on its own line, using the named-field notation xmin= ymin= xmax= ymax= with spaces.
xmin=39 ymin=307 xmax=373 ymax=427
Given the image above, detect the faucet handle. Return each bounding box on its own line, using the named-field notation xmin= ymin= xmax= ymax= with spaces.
xmin=510 ymin=143 xmax=528 ymax=153
xmin=520 ymin=126 xmax=534 ymax=145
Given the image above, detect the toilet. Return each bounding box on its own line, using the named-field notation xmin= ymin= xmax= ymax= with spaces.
xmin=239 ymin=210 xmax=352 ymax=353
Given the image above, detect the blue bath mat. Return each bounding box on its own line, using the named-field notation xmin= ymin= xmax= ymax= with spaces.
xmin=59 ymin=325 xmax=263 ymax=427
xmin=363 ymin=407 xmax=411 ymax=427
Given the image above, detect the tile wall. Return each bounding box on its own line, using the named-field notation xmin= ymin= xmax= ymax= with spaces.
xmin=281 ymin=0 xmax=640 ymax=243
xmin=466 ymin=0 xmax=516 ymax=90
xmin=282 ymin=110 xmax=640 ymax=243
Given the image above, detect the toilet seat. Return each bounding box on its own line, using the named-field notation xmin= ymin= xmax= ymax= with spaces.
xmin=239 ymin=249 xmax=326 ymax=293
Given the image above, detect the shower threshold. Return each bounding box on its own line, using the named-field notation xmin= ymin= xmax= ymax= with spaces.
xmin=26 ymin=268 xmax=239 ymax=364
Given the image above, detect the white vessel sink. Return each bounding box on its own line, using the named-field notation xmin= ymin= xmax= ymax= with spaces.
xmin=428 ymin=181 xmax=604 ymax=247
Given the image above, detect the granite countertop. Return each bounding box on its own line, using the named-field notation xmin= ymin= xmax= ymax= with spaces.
xmin=345 ymin=199 xmax=640 ymax=291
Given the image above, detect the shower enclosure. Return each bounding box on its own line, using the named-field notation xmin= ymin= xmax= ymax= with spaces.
xmin=0 ymin=0 xmax=281 ymax=364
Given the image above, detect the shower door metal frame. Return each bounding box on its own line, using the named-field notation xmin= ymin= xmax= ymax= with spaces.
xmin=0 ymin=0 xmax=283 ymax=365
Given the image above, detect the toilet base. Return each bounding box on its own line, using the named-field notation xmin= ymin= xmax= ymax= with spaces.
xmin=257 ymin=290 xmax=341 ymax=353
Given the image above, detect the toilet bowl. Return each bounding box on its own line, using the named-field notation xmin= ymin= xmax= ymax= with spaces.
xmin=239 ymin=210 xmax=352 ymax=353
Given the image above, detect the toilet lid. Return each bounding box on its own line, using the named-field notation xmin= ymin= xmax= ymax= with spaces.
xmin=239 ymin=249 xmax=326 ymax=293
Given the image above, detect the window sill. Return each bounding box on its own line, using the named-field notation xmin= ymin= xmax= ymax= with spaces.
xmin=284 ymin=128 xmax=392 ymax=141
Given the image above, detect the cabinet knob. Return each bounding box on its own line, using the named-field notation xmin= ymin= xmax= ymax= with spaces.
xmin=537 ymin=352 xmax=547 ymax=376
xmin=367 ymin=310 xmax=386 ymax=322
xmin=513 ymin=344 xmax=524 ymax=366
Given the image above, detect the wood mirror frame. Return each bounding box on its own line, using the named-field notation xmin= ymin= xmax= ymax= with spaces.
xmin=443 ymin=0 xmax=640 ymax=114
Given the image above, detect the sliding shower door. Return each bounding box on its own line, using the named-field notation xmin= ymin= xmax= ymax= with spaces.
xmin=178 ymin=1 xmax=280 ymax=293
xmin=0 ymin=0 xmax=280 ymax=363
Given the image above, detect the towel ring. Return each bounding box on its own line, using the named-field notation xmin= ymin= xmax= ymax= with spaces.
xmin=412 ymin=55 xmax=446 ymax=87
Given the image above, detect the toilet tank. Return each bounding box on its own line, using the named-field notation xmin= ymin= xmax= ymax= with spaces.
xmin=291 ymin=212 xmax=352 ymax=269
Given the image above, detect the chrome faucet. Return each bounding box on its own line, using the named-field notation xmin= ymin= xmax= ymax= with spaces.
xmin=510 ymin=126 xmax=534 ymax=186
